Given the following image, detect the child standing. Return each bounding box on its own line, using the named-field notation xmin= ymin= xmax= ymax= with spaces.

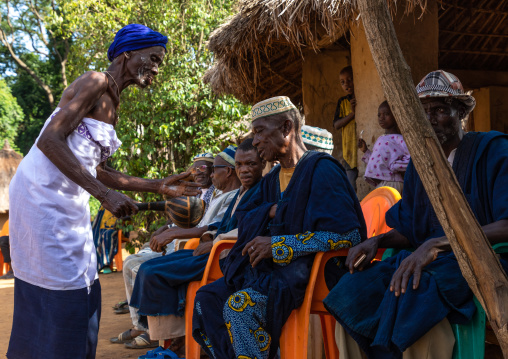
xmin=333 ymin=66 xmax=358 ymax=191
xmin=358 ymin=101 xmax=409 ymax=194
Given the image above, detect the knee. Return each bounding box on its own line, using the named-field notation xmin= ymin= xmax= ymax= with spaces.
xmin=223 ymin=290 xmax=257 ymax=320
xmin=194 ymin=289 xmax=213 ymax=317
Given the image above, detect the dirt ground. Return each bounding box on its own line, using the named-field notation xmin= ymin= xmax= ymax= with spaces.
xmin=0 ymin=272 xmax=151 ymax=359
xmin=1 ymin=268 xmax=503 ymax=359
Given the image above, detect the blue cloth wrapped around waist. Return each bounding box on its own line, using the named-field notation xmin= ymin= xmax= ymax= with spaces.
xmin=324 ymin=249 xmax=508 ymax=356
xmin=129 ymin=249 xmax=209 ymax=317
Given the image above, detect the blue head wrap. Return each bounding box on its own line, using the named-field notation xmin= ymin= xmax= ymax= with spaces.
xmin=217 ymin=145 xmax=237 ymax=167
xmin=107 ymin=24 xmax=168 ymax=62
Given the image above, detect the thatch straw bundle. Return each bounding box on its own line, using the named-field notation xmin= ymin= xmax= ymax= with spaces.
xmin=0 ymin=140 xmax=22 ymax=213
xmin=205 ymin=0 xmax=426 ymax=104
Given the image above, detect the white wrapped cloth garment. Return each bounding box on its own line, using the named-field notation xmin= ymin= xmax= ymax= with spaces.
xmin=9 ymin=107 xmax=121 ymax=290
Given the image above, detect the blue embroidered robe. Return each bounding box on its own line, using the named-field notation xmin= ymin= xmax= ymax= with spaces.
xmin=324 ymin=131 xmax=508 ymax=358
xmin=193 ymin=151 xmax=367 ymax=359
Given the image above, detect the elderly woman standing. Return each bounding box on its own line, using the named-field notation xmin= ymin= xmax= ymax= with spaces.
xmin=7 ymin=24 xmax=198 ymax=359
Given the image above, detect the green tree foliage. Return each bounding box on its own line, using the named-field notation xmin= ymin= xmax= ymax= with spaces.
xmin=0 ymin=0 xmax=72 ymax=154
xmin=60 ymin=0 xmax=250 ymax=245
xmin=0 ymin=79 xmax=23 ymax=149
xmin=1 ymin=0 xmax=249 ymax=247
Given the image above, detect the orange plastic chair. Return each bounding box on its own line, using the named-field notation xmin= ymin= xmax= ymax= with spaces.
xmin=360 ymin=186 xmax=401 ymax=238
xmin=280 ymin=186 xmax=401 ymax=358
xmin=185 ymin=240 xmax=236 ymax=359
xmin=113 ymin=229 xmax=126 ymax=272
xmin=0 ymin=220 xmax=9 ymax=275
xmin=183 ymin=237 xmax=200 ymax=250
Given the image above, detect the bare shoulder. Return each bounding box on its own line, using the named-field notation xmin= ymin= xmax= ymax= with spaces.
xmin=74 ymin=71 xmax=108 ymax=90
xmin=59 ymin=71 xmax=108 ymax=107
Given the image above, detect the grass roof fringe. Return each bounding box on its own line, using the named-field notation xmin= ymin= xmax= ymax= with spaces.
xmin=205 ymin=0 xmax=427 ymax=104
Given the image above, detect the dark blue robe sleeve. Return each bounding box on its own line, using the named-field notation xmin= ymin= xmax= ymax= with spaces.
xmin=386 ymin=160 xmax=417 ymax=242
xmin=270 ymin=159 xmax=363 ymax=265
xmin=484 ymin=136 xmax=508 ymax=222
xmin=207 ymin=221 xmax=222 ymax=231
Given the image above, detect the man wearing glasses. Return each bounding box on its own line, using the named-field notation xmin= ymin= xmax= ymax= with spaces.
xmin=112 ymin=146 xmax=241 ymax=349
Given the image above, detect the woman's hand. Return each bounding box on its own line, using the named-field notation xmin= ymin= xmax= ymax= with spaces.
xmin=242 ymin=236 xmax=273 ymax=267
xmin=158 ymin=172 xmax=201 ymax=198
xmin=101 ymin=190 xmax=138 ymax=218
xmin=358 ymin=139 xmax=368 ymax=153
xmin=345 ymin=236 xmax=380 ymax=273
xmin=389 ymin=241 xmax=440 ymax=296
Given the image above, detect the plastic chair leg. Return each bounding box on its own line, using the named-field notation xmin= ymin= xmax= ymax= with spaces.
xmin=451 ymin=298 xmax=486 ymax=359
xmin=280 ymin=310 xmax=309 ymax=359
xmin=0 ymin=252 xmax=4 ymax=276
xmin=185 ymin=281 xmax=202 ymax=359
xmin=320 ymin=314 xmax=340 ymax=359
xmin=114 ymin=232 xmax=123 ymax=272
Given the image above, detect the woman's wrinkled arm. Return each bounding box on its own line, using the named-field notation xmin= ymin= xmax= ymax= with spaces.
xmin=37 ymin=72 xmax=111 ymax=202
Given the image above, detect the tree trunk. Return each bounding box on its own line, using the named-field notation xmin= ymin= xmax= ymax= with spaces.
xmin=355 ymin=0 xmax=508 ymax=355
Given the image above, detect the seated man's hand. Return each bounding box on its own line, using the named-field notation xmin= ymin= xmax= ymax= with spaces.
xmin=345 ymin=236 xmax=380 ymax=274
xmin=150 ymin=228 xmax=178 ymax=252
xmin=193 ymin=242 xmax=213 ymax=256
xmin=269 ymin=204 xmax=278 ymax=219
xmin=389 ymin=240 xmax=440 ymax=297
xmin=200 ymin=232 xmax=214 ymax=243
xmin=242 ymin=236 xmax=272 ymax=268
xmin=150 ymin=222 xmax=171 ymax=240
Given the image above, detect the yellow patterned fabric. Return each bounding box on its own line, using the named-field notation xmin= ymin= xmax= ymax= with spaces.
xmin=338 ymin=98 xmax=357 ymax=168
xmin=278 ymin=167 xmax=295 ymax=193
xmin=251 ymin=96 xmax=297 ymax=121
xmin=99 ymin=207 xmax=117 ymax=228
xmin=224 ymin=288 xmax=271 ymax=359
xmin=272 ymin=237 xmax=294 ymax=265
xmin=227 ymin=291 xmax=257 ymax=312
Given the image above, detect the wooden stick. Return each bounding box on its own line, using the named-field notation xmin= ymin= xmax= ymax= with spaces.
xmin=356 ymin=0 xmax=508 ymax=355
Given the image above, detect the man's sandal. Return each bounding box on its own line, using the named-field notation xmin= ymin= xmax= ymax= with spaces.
xmin=125 ymin=333 xmax=159 ymax=349
xmin=110 ymin=329 xmax=138 ymax=344
xmin=112 ymin=300 xmax=128 ymax=310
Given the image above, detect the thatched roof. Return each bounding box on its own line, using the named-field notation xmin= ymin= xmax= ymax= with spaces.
xmin=0 ymin=140 xmax=23 ymax=213
xmin=204 ymin=0 xmax=426 ymax=105
xmin=205 ymin=0 xmax=508 ymax=105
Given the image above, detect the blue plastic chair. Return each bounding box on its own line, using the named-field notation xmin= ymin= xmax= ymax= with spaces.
xmin=382 ymin=243 xmax=508 ymax=358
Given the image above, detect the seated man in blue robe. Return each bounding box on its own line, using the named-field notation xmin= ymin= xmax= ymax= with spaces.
xmin=128 ymin=139 xmax=265 ymax=351
xmin=192 ymin=96 xmax=367 ymax=359
xmin=324 ymin=70 xmax=508 ymax=359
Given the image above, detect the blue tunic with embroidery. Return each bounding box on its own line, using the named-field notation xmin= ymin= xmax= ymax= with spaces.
xmin=324 ymin=132 xmax=508 ymax=358
xmin=193 ymin=151 xmax=367 ymax=359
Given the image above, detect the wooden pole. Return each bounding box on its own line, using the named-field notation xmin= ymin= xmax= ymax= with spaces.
xmin=355 ymin=0 xmax=508 ymax=355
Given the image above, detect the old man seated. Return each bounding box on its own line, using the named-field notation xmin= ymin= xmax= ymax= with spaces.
xmin=324 ymin=70 xmax=508 ymax=359
xmin=192 ymin=96 xmax=367 ymax=359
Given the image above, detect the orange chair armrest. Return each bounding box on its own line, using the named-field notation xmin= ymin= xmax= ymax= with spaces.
xmin=201 ymin=240 xmax=236 ymax=285
xmin=184 ymin=238 xmax=201 ymax=250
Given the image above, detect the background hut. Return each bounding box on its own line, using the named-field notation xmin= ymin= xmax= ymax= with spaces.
xmin=205 ymin=0 xmax=508 ymax=199
xmin=0 ymin=140 xmax=22 ymax=227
